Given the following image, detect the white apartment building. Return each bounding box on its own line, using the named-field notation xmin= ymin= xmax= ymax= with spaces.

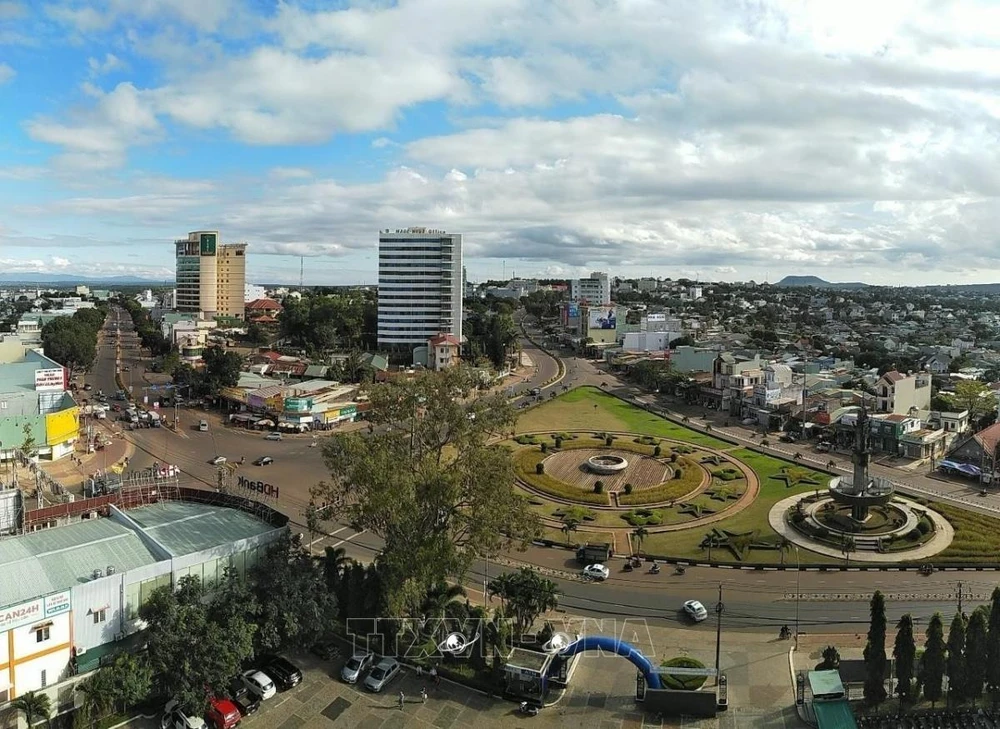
xmin=570 ymin=272 xmax=611 ymax=305
xmin=244 ymin=283 xmax=267 ymax=302
xmin=377 ymin=228 xmax=463 ymax=347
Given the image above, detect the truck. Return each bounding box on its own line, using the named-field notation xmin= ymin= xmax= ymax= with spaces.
xmin=148 ymin=411 xmax=161 ymax=427
xmin=575 ymin=542 xmax=613 ymax=564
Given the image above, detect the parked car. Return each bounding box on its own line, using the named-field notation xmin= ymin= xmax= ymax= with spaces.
xmin=582 ymin=564 xmax=610 ymax=581
xmin=210 ymin=455 xmax=227 ymax=466
xmin=258 ymin=655 xmax=302 ymax=690
xmin=241 ymin=669 xmax=276 ymax=700
xmin=741 ymin=417 xmax=755 ymax=425
xmin=225 ymin=677 xmax=260 ymax=717
xmin=683 ymin=600 xmax=709 ymax=622
xmin=363 ymin=657 xmax=401 ymax=692
xmin=816 ymin=442 xmax=832 ymax=453
xmin=205 ymin=698 xmax=241 ymax=729
xmin=264 ymin=432 xmax=282 ymax=441
xmin=162 ymin=700 xmax=207 ymax=729
xmin=341 ymin=651 xmax=376 ymax=684
xmin=253 ymin=456 xmax=274 ymax=466
xmin=779 ymin=433 xmax=797 ymax=443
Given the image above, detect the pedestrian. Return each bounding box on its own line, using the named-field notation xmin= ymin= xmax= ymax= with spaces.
xmin=398 ymin=691 xmax=405 ymax=710
xmin=431 ymin=666 xmax=440 ymax=687
xmin=420 ymin=687 xmax=427 ymax=703
xmin=416 ymin=665 xmax=423 ymax=678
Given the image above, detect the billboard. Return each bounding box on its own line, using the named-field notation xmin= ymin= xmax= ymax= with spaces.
xmin=35 ymin=367 xmax=66 ymax=392
xmin=46 ymin=408 xmax=80 ymax=446
xmin=588 ymin=308 xmax=617 ymax=330
xmin=199 ymin=232 xmax=217 ymax=256
xmin=0 ymin=591 xmax=71 ymax=632
xmin=567 ymin=302 xmax=580 ymax=319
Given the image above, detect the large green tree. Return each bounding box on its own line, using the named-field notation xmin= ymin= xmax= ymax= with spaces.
xmin=41 ymin=317 xmax=96 ymax=375
xmin=923 ymin=612 xmax=947 ymax=707
xmin=279 ymin=291 xmax=375 ymax=353
xmin=986 ymin=588 xmax=1000 ymax=701
xmin=172 ymin=346 xmax=242 ymax=398
xmin=76 ymin=652 xmax=152 ymax=722
xmin=487 ymin=567 xmax=560 ymax=638
xmin=863 ymin=590 xmax=888 ymax=705
xmin=141 ymin=573 xmax=255 ymax=713
xmin=947 ymin=612 xmax=968 ymax=703
xmin=893 ymin=613 xmax=916 ymax=703
xmin=318 ymin=366 xmax=540 ymax=616
xmin=966 ymin=606 xmax=989 ymax=703
xmin=952 ymin=380 xmax=998 ymax=426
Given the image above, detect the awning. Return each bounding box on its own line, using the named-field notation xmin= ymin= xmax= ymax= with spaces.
xmin=30 ymin=621 xmax=54 ymax=631
xmin=938 ymin=460 xmax=961 ymax=470
xmin=256 ymin=419 xmax=274 ymax=426
xmin=90 ymin=604 xmax=110 ymax=613
xmin=813 ymin=699 xmax=858 ymax=729
xmin=958 ymin=463 xmax=982 ymax=476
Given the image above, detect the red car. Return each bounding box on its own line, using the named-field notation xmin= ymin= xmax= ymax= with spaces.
xmin=206 ymin=698 xmax=240 ymax=729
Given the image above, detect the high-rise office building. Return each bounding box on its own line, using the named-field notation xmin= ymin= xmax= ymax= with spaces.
xmin=570 ymin=271 xmax=611 ymax=305
xmin=174 ymin=231 xmax=247 ymax=319
xmin=377 ymin=228 xmax=463 ymax=347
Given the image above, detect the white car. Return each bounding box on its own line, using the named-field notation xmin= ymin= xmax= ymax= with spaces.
xmin=340 ymin=651 xmax=375 ymax=684
xmin=582 ymin=564 xmax=610 ymax=581
xmin=161 ymin=700 xmax=207 ymax=729
xmin=241 ymin=669 xmax=276 ymax=700
xmin=683 ymin=600 xmax=709 ymax=622
xmin=210 ymin=455 xmax=227 ymax=466
xmin=264 ymin=432 xmax=282 ymax=441
xmin=363 ymin=657 xmax=401 ymax=692
xmin=741 ymin=418 xmax=756 ymax=426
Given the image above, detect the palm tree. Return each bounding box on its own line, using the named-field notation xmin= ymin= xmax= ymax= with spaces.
xmin=12 ymin=691 xmax=51 ymax=728
xmin=842 ymin=536 xmax=856 ymax=567
xmin=632 ymin=527 xmax=649 ymax=556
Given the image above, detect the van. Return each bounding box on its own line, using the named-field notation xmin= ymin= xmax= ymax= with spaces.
xmin=575 ymin=542 xmax=613 ymax=564
xmin=199 ymin=420 xmax=209 ymax=432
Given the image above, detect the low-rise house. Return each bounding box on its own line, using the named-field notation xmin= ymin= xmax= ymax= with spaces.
xmin=875 ymin=370 xmax=931 ymax=415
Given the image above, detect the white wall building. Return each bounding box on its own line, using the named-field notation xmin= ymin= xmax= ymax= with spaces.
xmin=377 ymin=228 xmax=463 ymax=347
xmin=570 ymin=272 xmax=611 ymax=305
xmin=244 ymin=284 xmax=267 ymax=302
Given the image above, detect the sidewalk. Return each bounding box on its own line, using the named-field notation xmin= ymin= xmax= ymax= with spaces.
xmin=40 ymin=424 xmax=134 ymax=496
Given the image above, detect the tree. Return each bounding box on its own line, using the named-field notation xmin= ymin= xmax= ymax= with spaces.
xmin=986 ymin=588 xmax=1000 ymax=701
xmin=947 ymin=612 xmax=968 ymax=704
xmin=41 ymin=317 xmax=96 ymax=375
xmin=76 ymin=652 xmax=152 ymax=721
xmin=966 ymin=606 xmax=988 ymax=703
xmin=632 ymin=527 xmax=649 ymax=555
xmin=11 ymin=691 xmax=51 ymax=728
xmin=252 ymin=536 xmax=337 ymax=652
xmin=894 ymin=614 xmax=917 ymax=703
xmin=819 ymin=645 xmax=840 ymax=670
xmin=141 ymin=574 xmax=253 ymax=714
xmin=487 ymin=568 xmax=560 ymax=637
xmin=923 ymin=612 xmax=947 ymax=707
xmin=863 ymin=590 xmax=888 ymax=705
xmin=841 ymin=536 xmax=856 ymax=566
xmin=952 ymin=380 xmax=998 ymax=426
xmin=242 ymin=321 xmax=269 ymax=347
xmin=173 ymin=346 xmax=242 ymax=399
xmin=317 ymin=367 xmax=540 ymax=616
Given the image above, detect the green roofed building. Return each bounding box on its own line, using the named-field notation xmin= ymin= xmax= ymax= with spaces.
xmin=0 ymin=495 xmax=286 ymax=704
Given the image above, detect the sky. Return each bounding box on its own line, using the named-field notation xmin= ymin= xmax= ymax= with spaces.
xmin=2 ymin=1 xmax=1000 ymax=286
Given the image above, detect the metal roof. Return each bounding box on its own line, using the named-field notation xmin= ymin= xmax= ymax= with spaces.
xmin=0 ymin=517 xmax=160 ymax=610
xmin=125 ymin=501 xmax=278 ymax=557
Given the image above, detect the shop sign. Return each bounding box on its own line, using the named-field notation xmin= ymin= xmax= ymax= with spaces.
xmin=0 ymin=592 xmax=66 ymax=632
xmin=237 ymin=475 xmax=280 ymax=499
xmin=44 ymin=591 xmax=71 ymax=618
xmin=35 ymin=368 xmax=66 ymax=392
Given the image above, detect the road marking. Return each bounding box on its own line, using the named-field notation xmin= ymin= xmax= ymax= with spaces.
xmin=330 ymin=530 xmax=368 ymax=548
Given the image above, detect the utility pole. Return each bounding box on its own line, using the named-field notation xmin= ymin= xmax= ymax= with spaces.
xmin=715 ymin=582 xmax=724 ymax=686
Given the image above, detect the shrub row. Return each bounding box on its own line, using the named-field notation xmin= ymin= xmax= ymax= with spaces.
xmin=513 ymin=447 xmax=609 ymax=505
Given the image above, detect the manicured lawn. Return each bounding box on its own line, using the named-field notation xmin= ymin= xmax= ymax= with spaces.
xmin=932 ymin=501 xmax=1000 ymax=564
xmin=516 ymin=386 xmax=733 ymax=449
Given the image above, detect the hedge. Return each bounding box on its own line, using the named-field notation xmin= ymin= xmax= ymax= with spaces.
xmin=618 ymin=456 xmax=703 ymax=506
xmin=513 ymin=447 xmax=609 ymax=505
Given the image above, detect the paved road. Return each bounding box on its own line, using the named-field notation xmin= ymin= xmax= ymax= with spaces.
xmin=82 ymin=313 xmax=1000 ymax=635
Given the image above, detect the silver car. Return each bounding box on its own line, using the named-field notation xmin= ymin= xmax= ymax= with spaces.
xmin=340 ymin=652 xmax=375 ymax=684
xmin=363 ymin=657 xmax=401 ymax=692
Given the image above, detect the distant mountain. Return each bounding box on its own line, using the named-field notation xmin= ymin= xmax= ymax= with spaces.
xmin=0 ymin=273 xmax=164 ymax=286
xmin=774 ymin=275 xmax=870 ymax=290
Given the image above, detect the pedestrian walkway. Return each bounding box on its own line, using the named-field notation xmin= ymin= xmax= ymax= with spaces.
xmin=40 ymin=424 xmax=134 ymax=495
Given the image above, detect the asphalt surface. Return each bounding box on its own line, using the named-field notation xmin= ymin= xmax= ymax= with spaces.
xmin=84 ymin=311 xmax=1000 ymax=635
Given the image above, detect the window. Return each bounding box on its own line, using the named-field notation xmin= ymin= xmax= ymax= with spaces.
xmin=92 ymin=609 xmax=107 ymax=624
xmin=36 ymin=626 xmax=50 ymax=642
xmin=40 ymin=670 xmax=47 ymax=688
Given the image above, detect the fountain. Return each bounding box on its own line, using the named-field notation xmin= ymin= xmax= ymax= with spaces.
xmin=586 ymin=454 xmax=629 ymax=475
xmin=828 ymin=405 xmax=895 ymax=522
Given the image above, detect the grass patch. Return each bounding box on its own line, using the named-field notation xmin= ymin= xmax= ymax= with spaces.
xmin=516 ymin=386 xmax=732 ymax=449
xmin=622 ymin=508 xmax=666 ymax=526
xmin=618 ymin=456 xmax=703 ymax=505
xmin=935 ymin=501 xmax=1000 ymax=564
xmin=713 ymin=467 xmax=742 ymax=481
xmin=659 ymin=656 xmax=708 ymax=690
xmin=512 ymin=447 xmax=609 ymax=505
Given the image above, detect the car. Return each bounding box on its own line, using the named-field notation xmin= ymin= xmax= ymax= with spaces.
xmin=582 ymin=564 xmax=610 ymax=581
xmin=683 ymin=600 xmax=709 ymax=622
xmin=264 ymin=432 xmax=282 ymax=441
xmin=83 ymin=383 xmax=92 ymax=391
xmin=340 ymin=651 xmax=375 ymax=684
xmin=225 ymin=677 xmax=260 ymax=717
xmin=258 ymin=655 xmax=302 ymax=690
xmin=205 ymin=698 xmax=241 ymax=729
xmin=779 ymin=433 xmax=797 ymax=443
xmin=816 ymin=442 xmax=832 ymax=453
xmin=253 ymin=456 xmax=274 ymax=466
xmin=741 ymin=417 xmax=755 ymax=425
xmin=363 ymin=657 xmax=402 ymax=692
xmin=161 ymin=700 xmax=207 ymax=729
xmin=210 ymin=455 xmax=227 ymax=466
xmin=241 ymin=669 xmax=276 ymax=700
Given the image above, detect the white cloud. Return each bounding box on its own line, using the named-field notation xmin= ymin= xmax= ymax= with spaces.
xmin=51 ymin=256 xmax=70 ymax=268
xmin=0 ymin=62 xmax=14 ymax=84
xmin=87 ymin=53 xmax=122 ymax=75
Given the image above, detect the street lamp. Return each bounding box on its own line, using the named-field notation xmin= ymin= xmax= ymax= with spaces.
xmin=793 ymin=544 xmax=801 ymax=650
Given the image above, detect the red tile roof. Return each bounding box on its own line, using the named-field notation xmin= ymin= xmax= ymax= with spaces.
xmin=974 ymin=423 xmax=1000 ymax=458
xmin=881 ymin=370 xmax=904 ymax=383
xmin=429 ymin=334 xmax=461 ymax=346
xmin=245 ymin=298 xmax=283 ymax=311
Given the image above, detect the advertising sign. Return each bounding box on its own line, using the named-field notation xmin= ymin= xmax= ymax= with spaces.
xmin=567 ymin=302 xmax=580 ymax=318
xmin=199 ymin=233 xmax=217 ymax=256
xmin=646 ymin=313 xmax=666 ymax=323
xmin=44 ymin=591 xmax=71 ymax=618
xmin=237 ymin=475 xmax=280 ymax=499
xmin=247 ymin=393 xmax=266 ymax=410
xmin=284 ymin=397 xmax=313 ymax=413
xmin=0 ymin=590 xmax=69 ymax=632
xmin=588 ymin=308 xmax=617 ymax=330
xmin=34 ymin=368 xmax=66 ymax=392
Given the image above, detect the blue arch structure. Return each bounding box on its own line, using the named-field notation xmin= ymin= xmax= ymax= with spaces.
xmin=558 ymin=636 xmax=662 ymax=689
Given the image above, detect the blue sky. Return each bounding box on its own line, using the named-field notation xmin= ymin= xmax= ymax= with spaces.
xmin=2 ymin=1 xmax=1000 ymax=285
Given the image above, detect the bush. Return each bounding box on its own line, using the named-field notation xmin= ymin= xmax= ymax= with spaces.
xmin=536 ymin=462 xmax=544 ymax=474
xmin=605 ymin=436 xmax=614 ymax=446
xmin=907 ymin=527 xmax=921 ymax=541
xmin=673 ymin=469 xmax=683 ymax=480
xmin=819 ymin=646 xmax=840 ymax=670
xmin=660 ymin=657 xmax=708 ymax=691
xmin=594 ymin=481 xmax=605 ymax=494
xmin=554 ymin=437 xmax=563 ymax=448
xmin=624 ymin=483 xmax=634 ymax=495
xmin=917 ymin=517 xmax=932 ymax=535
xmin=670 ymin=453 xmax=678 ymax=463
xmin=540 ymin=442 xmax=547 ymax=453
xmin=653 ymin=445 xmax=662 ymax=457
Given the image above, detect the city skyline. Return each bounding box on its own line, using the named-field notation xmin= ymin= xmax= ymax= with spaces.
xmin=2 ymin=2 xmax=1000 ymax=285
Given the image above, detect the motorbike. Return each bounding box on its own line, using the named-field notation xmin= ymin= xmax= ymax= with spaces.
xmin=674 ymin=565 xmax=686 ymax=576
xmin=649 ymin=563 xmax=661 ymax=575
xmin=623 ymin=562 xmax=633 ymax=573
xmin=919 ymin=564 xmax=934 ymax=576
xmin=779 ymin=626 xmax=791 ymax=640
xmin=519 ymin=701 xmax=540 ymax=716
